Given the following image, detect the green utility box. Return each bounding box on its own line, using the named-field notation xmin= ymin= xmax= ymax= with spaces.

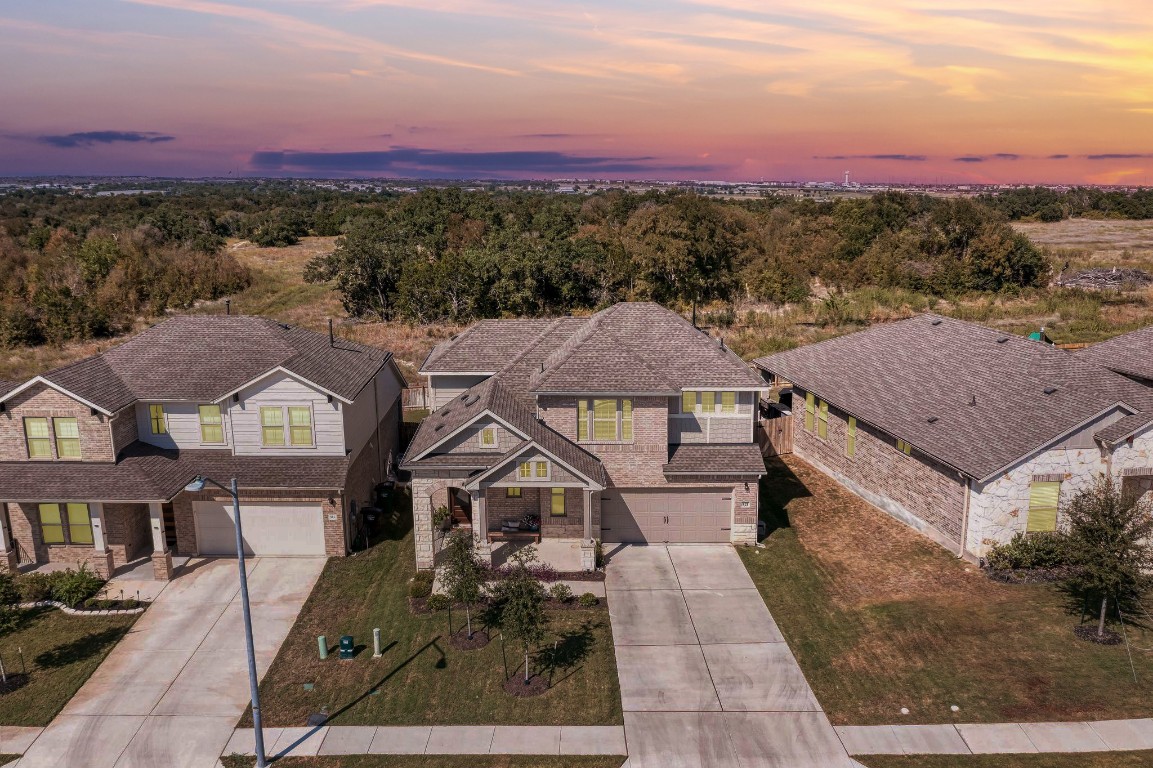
xmin=339 ymin=635 xmax=355 ymax=660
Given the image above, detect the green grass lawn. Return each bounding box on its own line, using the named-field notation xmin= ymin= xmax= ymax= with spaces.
xmin=859 ymin=753 xmax=1153 ymax=768
xmin=248 ymin=493 xmax=622 ymax=728
xmin=222 ymin=756 xmax=624 ymax=768
xmin=740 ymin=456 xmax=1153 ymax=725
xmin=0 ymin=606 xmax=136 ymax=726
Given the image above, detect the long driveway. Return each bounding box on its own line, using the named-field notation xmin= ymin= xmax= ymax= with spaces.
xmin=16 ymin=557 xmax=325 ymax=768
xmin=605 ymin=544 xmax=854 ymax=768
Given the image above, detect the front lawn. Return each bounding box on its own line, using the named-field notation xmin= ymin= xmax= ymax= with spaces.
xmin=0 ymin=606 xmax=137 ymax=726
xmin=859 ymin=753 xmax=1153 ymax=768
xmin=249 ymin=492 xmax=622 ymax=727
xmin=740 ymin=456 xmax=1153 ymax=725
xmin=222 ymin=757 xmax=624 ymax=768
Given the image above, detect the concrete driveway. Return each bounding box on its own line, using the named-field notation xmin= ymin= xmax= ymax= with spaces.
xmin=15 ymin=557 xmax=325 ymax=768
xmin=605 ymin=545 xmax=854 ymax=768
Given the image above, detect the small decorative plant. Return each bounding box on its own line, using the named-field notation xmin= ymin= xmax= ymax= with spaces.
xmin=548 ymin=583 xmax=574 ymax=604
xmin=433 ymin=505 xmax=452 ymax=530
xmin=578 ymin=592 xmax=599 ymax=608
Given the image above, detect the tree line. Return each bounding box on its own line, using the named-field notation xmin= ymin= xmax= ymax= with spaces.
xmin=979 ymin=186 xmax=1153 ymax=222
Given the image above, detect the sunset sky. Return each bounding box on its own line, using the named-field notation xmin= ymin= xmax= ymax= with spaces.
xmin=2 ymin=0 xmax=1151 ymax=182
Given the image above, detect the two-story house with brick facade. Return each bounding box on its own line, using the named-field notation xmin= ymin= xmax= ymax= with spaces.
xmin=401 ymin=302 xmax=766 ymax=571
xmin=0 ymin=315 xmax=405 ymax=580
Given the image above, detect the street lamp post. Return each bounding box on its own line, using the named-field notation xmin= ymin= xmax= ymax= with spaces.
xmin=185 ymin=475 xmax=267 ymax=768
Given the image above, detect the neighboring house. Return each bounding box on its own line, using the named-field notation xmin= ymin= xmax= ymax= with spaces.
xmin=753 ymin=314 xmax=1153 ymax=560
xmin=0 ymin=315 xmax=405 ymax=580
xmin=402 ymin=302 xmax=766 ymax=571
xmin=1077 ymin=324 xmax=1153 ymax=386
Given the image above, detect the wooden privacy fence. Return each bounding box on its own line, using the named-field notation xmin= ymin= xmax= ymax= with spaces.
xmin=756 ymin=415 xmax=793 ymax=457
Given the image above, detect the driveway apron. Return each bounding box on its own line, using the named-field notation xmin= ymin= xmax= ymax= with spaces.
xmin=15 ymin=557 xmax=324 ymax=768
xmin=605 ymin=544 xmax=854 ymax=768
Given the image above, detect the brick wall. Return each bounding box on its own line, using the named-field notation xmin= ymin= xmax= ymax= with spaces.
xmin=537 ymin=395 xmax=670 ymax=486
xmin=5 ymin=501 xmax=116 ymax=576
xmin=792 ymin=390 xmax=966 ymax=548
xmin=109 ymin=408 xmax=139 ymax=457
xmin=104 ymin=503 xmax=152 ymax=566
xmin=486 ymin=487 xmax=542 ymax=530
xmin=0 ymin=383 xmax=114 ymax=462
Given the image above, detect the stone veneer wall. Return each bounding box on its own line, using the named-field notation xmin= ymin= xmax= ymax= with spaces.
xmin=791 ymin=391 xmax=967 ymax=553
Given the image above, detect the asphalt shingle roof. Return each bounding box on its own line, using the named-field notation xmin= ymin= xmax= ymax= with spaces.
xmin=1077 ymin=325 xmax=1153 ymax=383
xmin=664 ymin=444 xmax=766 ymax=475
xmin=754 ymin=314 xmax=1153 ymax=481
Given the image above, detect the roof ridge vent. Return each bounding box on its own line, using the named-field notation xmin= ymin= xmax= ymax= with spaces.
xmin=927 ymin=416 xmax=939 ymax=424
xmin=996 ymin=336 xmax=1009 ymax=343
xmin=1044 ymin=386 xmax=1058 ymax=395
xmin=930 ymin=318 xmax=943 ymax=326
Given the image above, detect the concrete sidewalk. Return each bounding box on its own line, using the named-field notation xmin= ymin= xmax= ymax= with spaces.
xmin=223 ymin=725 xmax=628 ymax=758
xmin=836 ymin=719 xmax=1153 ymax=755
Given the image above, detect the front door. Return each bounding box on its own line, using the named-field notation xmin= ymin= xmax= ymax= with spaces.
xmin=449 ymin=488 xmax=473 ymax=526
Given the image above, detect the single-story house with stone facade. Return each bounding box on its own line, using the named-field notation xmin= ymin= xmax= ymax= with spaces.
xmin=0 ymin=315 xmax=405 ymax=579
xmin=754 ymin=314 xmax=1153 ymax=560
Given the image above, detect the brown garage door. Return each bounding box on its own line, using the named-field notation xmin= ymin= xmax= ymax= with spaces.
xmin=600 ymin=489 xmax=732 ymax=543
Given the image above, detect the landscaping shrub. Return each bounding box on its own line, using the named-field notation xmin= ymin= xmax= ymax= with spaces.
xmin=426 ymin=593 xmax=450 ymax=612
xmin=578 ymin=592 xmax=599 ymax=608
xmin=985 ymin=532 xmax=1072 ymax=571
xmin=49 ymin=565 xmax=105 ymax=607
xmin=14 ymin=572 xmax=53 ymax=603
xmin=548 ymin=583 xmax=574 ymax=604
xmin=409 ymin=571 xmax=434 ymax=600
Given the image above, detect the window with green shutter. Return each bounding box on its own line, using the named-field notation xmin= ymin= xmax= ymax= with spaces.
xmin=199 ymin=405 xmax=224 ymax=444
xmin=54 ymin=417 xmax=81 ymax=459
xmin=25 ymin=417 xmax=52 ymax=459
xmin=260 ymin=407 xmax=285 ymax=446
xmin=1027 ymin=482 xmax=1060 ymax=533
xmin=817 ymin=400 xmax=829 ymax=440
xmin=846 ymin=417 xmax=857 ymax=457
xmin=804 ymin=393 xmax=815 ymax=432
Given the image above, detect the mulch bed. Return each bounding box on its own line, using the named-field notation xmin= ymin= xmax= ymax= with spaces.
xmin=449 ymin=629 xmax=491 ymax=650
xmin=1074 ymin=625 xmax=1123 ymax=645
xmin=0 ymin=674 xmax=30 ymax=695
xmin=503 ymin=674 xmax=549 ymax=698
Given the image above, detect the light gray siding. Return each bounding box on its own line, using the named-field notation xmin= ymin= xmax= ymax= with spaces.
xmin=229 ymin=372 xmax=344 ymax=456
xmin=342 ymin=383 xmax=376 ymax=458
xmin=136 ymin=402 xmax=234 ymax=450
xmin=429 ymin=374 xmax=489 ymax=411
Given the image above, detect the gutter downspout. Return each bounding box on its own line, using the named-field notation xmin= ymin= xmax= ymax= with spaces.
xmin=958 ymin=474 xmax=972 ymax=560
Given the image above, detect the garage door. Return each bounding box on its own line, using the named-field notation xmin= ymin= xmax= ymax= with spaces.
xmin=192 ymin=501 xmax=327 ymax=556
xmin=600 ymin=489 xmax=732 ymax=544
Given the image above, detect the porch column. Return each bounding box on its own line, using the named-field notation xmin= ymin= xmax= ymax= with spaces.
xmin=580 ymin=490 xmax=596 ymax=572
xmin=88 ymin=502 xmax=115 ymax=578
xmin=149 ymin=502 xmax=174 ymax=581
xmin=471 ymin=490 xmax=492 ymax=566
xmin=0 ymin=504 xmax=17 ymax=572
xmin=582 ymin=490 xmax=592 ymax=540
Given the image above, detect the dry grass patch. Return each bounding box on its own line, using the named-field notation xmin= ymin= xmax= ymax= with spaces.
xmin=859 ymin=753 xmax=1153 ymax=768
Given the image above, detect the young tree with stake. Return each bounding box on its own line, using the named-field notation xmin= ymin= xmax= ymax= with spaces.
xmin=497 ymin=548 xmax=548 ymax=684
xmin=441 ymin=530 xmax=485 ymax=640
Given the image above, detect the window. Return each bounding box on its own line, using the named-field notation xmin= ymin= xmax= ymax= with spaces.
xmin=54 ymin=418 xmax=81 ymax=459
xmin=535 ymin=460 xmax=549 ymax=478
xmin=1027 ymin=481 xmax=1060 ymax=533
xmin=518 ymin=462 xmax=532 ymax=479
xmin=288 ymin=407 xmax=313 ymax=446
xmin=579 ymin=398 xmax=633 ymax=442
xmin=479 ymin=426 xmax=496 ymax=448
xmin=897 ymin=439 xmax=912 ymax=455
xmin=149 ymin=404 xmax=166 ymax=435
xmin=702 ymin=391 xmax=716 ymax=413
xmin=816 ymin=400 xmax=828 ymax=440
xmin=682 ymin=391 xmax=696 ymax=413
xmin=721 ymin=391 xmax=736 ymax=414
xmin=804 ymin=393 xmax=815 ymax=432
xmin=846 ymin=417 xmax=857 ymax=458
xmin=260 ymin=407 xmax=284 ymax=446
xmin=506 ymin=487 xmax=522 ymax=498
xmin=551 ymin=487 xmax=566 ymax=516
xmin=24 ymin=417 xmax=52 ymax=459
xmin=199 ymin=405 xmax=224 ymax=444
xmin=39 ymin=503 xmax=92 ymax=545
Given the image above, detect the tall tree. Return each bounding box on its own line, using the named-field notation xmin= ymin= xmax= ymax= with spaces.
xmin=304 ymin=217 xmax=408 ymax=320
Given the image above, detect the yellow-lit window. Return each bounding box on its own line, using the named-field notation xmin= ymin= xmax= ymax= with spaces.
xmin=593 ymin=399 xmax=617 ymax=441
xmin=897 ymin=439 xmax=912 ymax=455
xmin=39 ymin=503 xmax=65 ymax=543
xmin=518 ymin=462 xmax=532 ymax=479
xmin=506 ymin=487 xmax=522 ymax=498
xmin=54 ymin=418 xmax=81 ymax=459
xmin=804 ymin=393 xmax=815 ymax=432
xmin=25 ymin=417 xmax=52 ymax=459
xmin=551 ymin=487 xmax=566 ymax=516
xmin=817 ymin=400 xmax=828 ymax=440
xmin=199 ymin=405 xmax=224 ymax=444
xmin=535 ymin=460 xmax=549 ymax=478
xmin=621 ymin=398 xmax=633 ymax=441
xmin=288 ymin=407 xmax=313 ymax=446
xmin=260 ymin=407 xmax=284 ymax=446
xmin=682 ymin=391 xmax=696 ymax=413
xmin=846 ymin=417 xmax=857 ymax=458
xmin=577 ymin=400 xmax=589 ymax=441
xmin=702 ymin=391 xmax=716 ymax=413
xmin=1027 ymin=482 xmax=1060 ymax=533
xmin=38 ymin=503 xmax=91 ymax=545
xmin=720 ymin=391 xmax=736 ymax=413
xmin=480 ymin=426 xmax=496 ymax=448
xmin=149 ymin=404 xmax=166 ymax=435
xmin=67 ymin=503 xmax=93 ymax=544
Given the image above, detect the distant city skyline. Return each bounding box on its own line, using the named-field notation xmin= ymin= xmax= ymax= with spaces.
xmin=2 ymin=1 xmax=1151 ymax=183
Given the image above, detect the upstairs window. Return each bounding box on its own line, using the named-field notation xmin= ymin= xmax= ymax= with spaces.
xmin=721 ymin=391 xmax=736 ymax=414
xmin=54 ymin=418 xmax=81 ymax=459
xmin=149 ymin=404 xmax=167 ymax=435
xmin=288 ymin=407 xmax=313 ymax=446
xmin=846 ymin=417 xmax=857 ymax=458
xmin=199 ymin=405 xmax=224 ymax=444
xmin=896 ymin=439 xmax=912 ymax=455
xmin=261 ymin=407 xmax=285 ymax=446
xmin=517 ymin=460 xmax=549 ymax=479
xmin=804 ymin=393 xmax=815 ymax=432
xmin=682 ymin=391 xmax=738 ymax=414
xmin=578 ymin=398 xmax=633 ymax=442
xmin=535 ymin=460 xmax=549 ymax=478
xmin=39 ymin=502 xmax=92 ymax=545
xmin=479 ymin=426 xmax=497 ymax=448
xmin=681 ymin=391 xmax=696 ymax=413
xmin=816 ymin=400 xmax=829 ymax=441
xmin=24 ymin=417 xmax=52 ymax=459
xmin=1027 ymin=481 xmax=1060 ymax=533
xmin=518 ymin=461 xmax=532 ymax=479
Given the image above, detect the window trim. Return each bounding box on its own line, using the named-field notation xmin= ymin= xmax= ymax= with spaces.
xmin=518 ymin=461 xmax=532 ymax=480
xmin=260 ymin=406 xmax=285 ymax=446
xmin=478 ymin=426 xmax=498 ymax=449
xmin=24 ymin=416 xmax=53 ymax=459
xmin=577 ymin=397 xmax=634 ymax=443
xmin=258 ymin=404 xmax=315 ymax=448
xmin=287 ymin=405 xmax=314 ymax=447
xmin=1027 ymin=481 xmax=1061 ymax=533
xmin=148 ymin=404 xmax=167 ymax=435
xmin=535 ymin=460 xmax=549 ymax=479
xmin=550 ymin=487 xmax=566 ymax=517
xmin=38 ymin=502 xmax=93 ymax=546
xmin=198 ymin=404 xmax=225 ymax=445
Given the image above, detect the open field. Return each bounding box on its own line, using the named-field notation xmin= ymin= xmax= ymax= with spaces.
xmin=738 ymin=456 xmax=1153 ymax=726
xmin=1013 ymin=219 xmax=1153 ymax=268
xmin=859 ymin=753 xmax=1153 ymax=768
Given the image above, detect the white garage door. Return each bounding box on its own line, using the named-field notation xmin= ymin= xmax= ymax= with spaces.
xmin=601 ymin=489 xmax=732 ymax=544
xmin=192 ymin=501 xmax=327 ymax=556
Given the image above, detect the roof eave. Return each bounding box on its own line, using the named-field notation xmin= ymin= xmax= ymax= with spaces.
xmin=0 ymin=376 xmax=117 ymax=416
